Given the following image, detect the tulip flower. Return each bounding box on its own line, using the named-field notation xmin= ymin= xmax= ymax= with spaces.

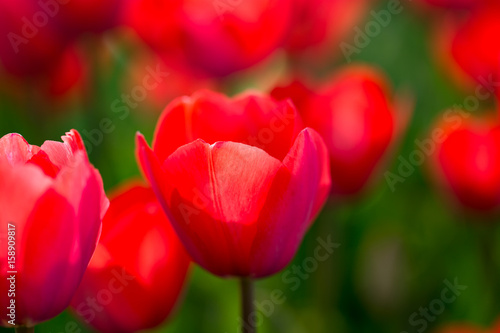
xmin=428 ymin=114 xmax=500 ymax=212
xmin=0 ymin=0 xmax=69 ymax=77
xmin=136 ymin=90 xmax=330 ymax=332
xmin=42 ymin=46 xmax=86 ymax=100
xmin=270 ymin=78 xmax=316 ymax=113
xmin=0 ymin=0 xmax=118 ymax=80
xmin=71 ymin=182 xmax=190 ymax=333
xmin=435 ymin=2 xmax=500 ymax=89
xmin=271 ymin=66 xmax=408 ymax=198
xmin=284 ymin=0 xmax=370 ymax=65
xmin=0 ymin=130 xmax=108 ymax=330
xmin=55 ymin=0 xmax=121 ymax=36
xmin=124 ymin=0 xmax=292 ymax=77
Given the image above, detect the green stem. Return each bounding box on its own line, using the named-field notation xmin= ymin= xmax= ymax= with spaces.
xmin=16 ymin=326 xmax=34 ymax=333
xmin=240 ymin=277 xmax=256 ymax=333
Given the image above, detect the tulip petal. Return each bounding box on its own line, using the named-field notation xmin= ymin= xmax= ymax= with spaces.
xmin=17 ymin=189 xmax=76 ymax=323
xmin=152 ymin=90 xmax=303 ymax=163
xmin=152 ymin=96 xmax=194 ymax=163
xmin=137 ymin=133 xmax=174 ymax=214
xmin=0 ymin=163 xmax=52 ymax=235
xmin=250 ymin=128 xmax=331 ymax=277
xmin=0 ymin=133 xmax=39 ymax=165
xmin=53 ymin=152 xmax=107 ymax=274
xmin=235 ymin=94 xmax=303 ymax=160
xmin=26 ymin=150 xmax=60 ymax=178
xmin=40 ymin=129 xmax=87 ymax=169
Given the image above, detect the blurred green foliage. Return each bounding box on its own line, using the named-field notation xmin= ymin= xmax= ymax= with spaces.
xmin=1 ymin=1 xmax=500 ymax=332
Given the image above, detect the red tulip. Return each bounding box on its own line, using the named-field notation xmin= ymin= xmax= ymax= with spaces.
xmin=272 ymin=66 xmax=406 ymax=198
xmin=270 ymin=78 xmax=316 ymax=113
xmin=429 ymin=115 xmax=500 ymax=212
xmin=0 ymin=130 xmax=108 ymax=327
xmin=136 ymin=90 xmax=330 ymax=278
xmin=55 ymin=0 xmax=121 ymax=35
xmin=124 ymin=0 xmax=292 ymax=77
xmin=436 ymin=2 xmax=500 ymax=88
xmin=71 ymin=182 xmax=190 ymax=333
xmin=284 ymin=0 xmax=370 ymax=63
xmin=0 ymin=0 xmax=69 ymax=76
xmin=43 ymin=46 xmax=86 ymax=99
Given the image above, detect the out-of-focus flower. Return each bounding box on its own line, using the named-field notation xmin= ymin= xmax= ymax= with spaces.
xmin=124 ymin=0 xmax=292 ymax=77
xmin=43 ymin=46 xmax=86 ymax=98
xmin=0 ymin=0 xmax=120 ymax=82
xmin=0 ymin=130 xmax=108 ymax=327
xmin=71 ymin=182 xmax=190 ymax=333
xmin=429 ymin=114 xmax=500 ymax=212
xmin=0 ymin=0 xmax=69 ymax=76
xmin=136 ymin=90 xmax=330 ymax=278
xmin=272 ymin=66 xmax=408 ymax=198
xmin=55 ymin=0 xmax=121 ymax=36
xmin=270 ymin=77 xmax=316 ymax=113
xmin=0 ymin=45 xmax=86 ymax=107
xmin=284 ymin=0 xmax=370 ymax=64
xmin=435 ymin=2 xmax=500 ymax=89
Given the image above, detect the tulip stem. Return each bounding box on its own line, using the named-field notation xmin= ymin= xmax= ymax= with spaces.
xmin=240 ymin=277 xmax=256 ymax=333
xmin=16 ymin=326 xmax=34 ymax=333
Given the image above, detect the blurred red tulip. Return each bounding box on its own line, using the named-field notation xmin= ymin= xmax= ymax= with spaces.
xmin=284 ymin=0 xmax=370 ymax=63
xmin=71 ymin=182 xmax=190 ymax=333
xmin=0 ymin=0 xmax=69 ymax=76
xmin=55 ymin=0 xmax=121 ymax=35
xmin=436 ymin=2 xmax=500 ymax=88
xmin=136 ymin=90 xmax=330 ymax=278
xmin=272 ymin=66 xmax=406 ymax=198
xmin=124 ymin=0 xmax=292 ymax=77
xmin=430 ymin=115 xmax=500 ymax=212
xmin=0 ymin=130 xmax=108 ymax=327
xmin=271 ymin=78 xmax=316 ymax=113
xmin=0 ymin=45 xmax=86 ymax=110
xmin=44 ymin=46 xmax=86 ymax=98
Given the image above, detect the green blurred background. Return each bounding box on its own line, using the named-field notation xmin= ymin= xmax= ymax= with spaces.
xmin=1 ymin=1 xmax=500 ymax=332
